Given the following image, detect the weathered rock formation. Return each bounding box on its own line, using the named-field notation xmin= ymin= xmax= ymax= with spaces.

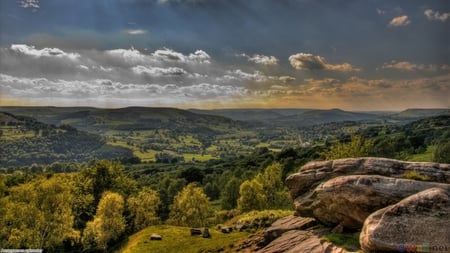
xmin=273 ymin=157 xmax=450 ymax=253
xmin=263 ymin=215 xmax=316 ymax=243
xmin=360 ymin=187 xmax=450 ymax=253
xmin=257 ymin=229 xmax=348 ymax=253
xmin=294 ymin=175 xmax=450 ymax=228
xmin=286 ymin=157 xmax=450 ymax=228
xmin=286 ymin=157 xmax=450 ymax=199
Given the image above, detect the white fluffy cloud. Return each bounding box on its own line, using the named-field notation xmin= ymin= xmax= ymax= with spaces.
xmin=424 ymin=9 xmax=450 ymax=22
xmin=11 ymin=44 xmax=80 ymax=60
xmin=239 ymin=53 xmax=279 ymax=66
xmin=288 ymin=53 xmax=359 ymax=72
xmin=388 ymin=15 xmax=411 ymax=27
xmin=19 ymin=0 xmax=39 ymax=9
xmin=382 ymin=61 xmax=439 ymax=71
xmin=0 ymin=73 xmax=248 ymax=106
xmin=152 ymin=48 xmax=211 ymax=64
xmin=132 ymin=65 xmax=187 ymax=76
xmin=125 ymin=29 xmax=148 ymax=35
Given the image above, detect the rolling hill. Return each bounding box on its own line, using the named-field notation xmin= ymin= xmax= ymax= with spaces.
xmin=0 ymin=112 xmax=132 ymax=167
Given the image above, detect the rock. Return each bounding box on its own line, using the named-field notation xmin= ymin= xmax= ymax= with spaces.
xmin=190 ymin=228 xmax=202 ymax=236
xmin=150 ymin=233 xmax=162 ymax=240
xmin=263 ymin=215 xmax=316 ymax=243
xmin=256 ymin=229 xmax=348 ymax=253
xmin=219 ymin=226 xmax=233 ymax=233
xmin=286 ymin=158 xmax=450 ymax=199
xmin=293 ymin=175 xmax=450 ymax=228
xmin=202 ymin=228 xmax=210 ymax=238
xmin=360 ymin=187 xmax=450 ymax=253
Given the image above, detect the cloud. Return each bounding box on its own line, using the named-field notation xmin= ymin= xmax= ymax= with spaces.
xmin=132 ymin=65 xmax=187 ymax=76
xmin=152 ymin=48 xmax=211 ymax=64
xmin=376 ymin=8 xmax=386 ymax=15
xmin=288 ymin=53 xmax=360 ymax=72
xmin=0 ymin=73 xmax=248 ymax=107
xmin=258 ymin=74 xmax=450 ymax=110
xmin=424 ymin=9 xmax=450 ymax=22
xmin=388 ymin=15 xmax=411 ymax=27
xmin=105 ymin=47 xmax=147 ymax=65
xmin=220 ymin=69 xmax=269 ymax=83
xmin=239 ymin=53 xmax=279 ymax=66
xmin=125 ymin=29 xmax=147 ymax=35
xmin=382 ymin=61 xmax=438 ymax=71
xmin=10 ymin=44 xmax=80 ymax=60
xmin=19 ymin=0 xmax=39 ymax=10
xmin=278 ymin=76 xmax=296 ymax=83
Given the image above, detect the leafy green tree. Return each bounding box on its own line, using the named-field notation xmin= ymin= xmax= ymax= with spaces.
xmin=0 ymin=175 xmax=77 ymax=250
xmin=433 ymin=141 xmax=450 ymax=163
xmin=258 ymin=163 xmax=291 ymax=209
xmin=237 ymin=179 xmax=267 ymax=212
xmin=75 ymin=160 xmax=138 ymax=228
xmin=157 ymin=177 xmax=187 ymax=220
xmin=80 ymin=160 xmax=138 ymax=202
xmin=127 ymin=187 xmax=161 ymax=232
xmin=168 ymin=183 xmax=212 ymax=227
xmin=82 ymin=191 xmax=126 ymax=251
xmin=322 ymin=135 xmax=374 ymax=160
xmin=221 ymin=177 xmax=241 ymax=210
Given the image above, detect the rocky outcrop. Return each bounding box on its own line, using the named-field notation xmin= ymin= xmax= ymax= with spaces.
xmin=360 ymin=187 xmax=450 ymax=253
xmin=294 ymin=175 xmax=450 ymax=228
xmin=286 ymin=157 xmax=450 ymax=199
xmin=263 ymin=215 xmax=316 ymax=243
xmin=276 ymin=158 xmax=450 ymax=252
xmin=256 ymin=229 xmax=348 ymax=253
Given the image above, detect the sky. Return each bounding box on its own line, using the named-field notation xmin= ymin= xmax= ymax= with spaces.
xmin=0 ymin=0 xmax=449 ymax=110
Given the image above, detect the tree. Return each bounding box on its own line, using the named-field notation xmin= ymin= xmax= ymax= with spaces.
xmin=168 ymin=183 xmax=212 ymax=227
xmin=433 ymin=141 xmax=450 ymax=163
xmin=157 ymin=177 xmax=187 ymax=220
xmin=258 ymin=163 xmax=291 ymax=209
xmin=82 ymin=192 xmax=126 ymax=251
xmin=0 ymin=175 xmax=77 ymax=250
xmin=322 ymin=135 xmax=374 ymax=160
xmin=221 ymin=177 xmax=241 ymax=210
xmin=237 ymin=179 xmax=267 ymax=212
xmin=127 ymin=187 xmax=161 ymax=232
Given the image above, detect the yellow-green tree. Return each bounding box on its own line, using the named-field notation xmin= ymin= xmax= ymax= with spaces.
xmin=322 ymin=135 xmax=374 ymax=160
xmin=237 ymin=163 xmax=292 ymax=212
xmin=0 ymin=175 xmax=77 ymax=250
xmin=127 ymin=187 xmax=161 ymax=232
xmin=82 ymin=191 xmax=126 ymax=251
xmin=237 ymin=179 xmax=267 ymax=212
xmin=168 ymin=183 xmax=212 ymax=227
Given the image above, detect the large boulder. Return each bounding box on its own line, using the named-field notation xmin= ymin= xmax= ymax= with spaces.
xmin=263 ymin=215 xmax=316 ymax=243
xmin=286 ymin=158 xmax=450 ymax=199
xmin=256 ymin=229 xmax=348 ymax=253
xmin=293 ymin=175 xmax=450 ymax=228
xmin=360 ymin=187 xmax=450 ymax=253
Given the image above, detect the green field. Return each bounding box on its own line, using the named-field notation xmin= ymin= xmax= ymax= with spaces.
xmin=118 ymin=225 xmax=250 ymax=253
xmin=407 ymin=146 xmax=434 ymax=162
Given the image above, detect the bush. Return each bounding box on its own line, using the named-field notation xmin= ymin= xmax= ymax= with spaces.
xmin=227 ymin=210 xmax=293 ymax=231
xmin=404 ymin=171 xmax=430 ymax=181
xmin=322 ymin=233 xmax=360 ymax=250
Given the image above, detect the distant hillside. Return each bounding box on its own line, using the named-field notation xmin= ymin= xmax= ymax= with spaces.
xmin=267 ymin=108 xmax=379 ymax=127
xmin=0 ymin=112 xmax=132 ymax=167
xmin=190 ymin=108 xmax=379 ymax=126
xmin=0 ymin=106 xmax=245 ymax=134
xmin=390 ymin=108 xmax=449 ymax=119
xmin=189 ymin=108 xmax=311 ymax=122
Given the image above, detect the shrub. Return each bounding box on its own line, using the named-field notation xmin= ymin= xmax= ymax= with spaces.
xmin=322 ymin=233 xmax=360 ymax=250
xmin=404 ymin=171 xmax=430 ymax=181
